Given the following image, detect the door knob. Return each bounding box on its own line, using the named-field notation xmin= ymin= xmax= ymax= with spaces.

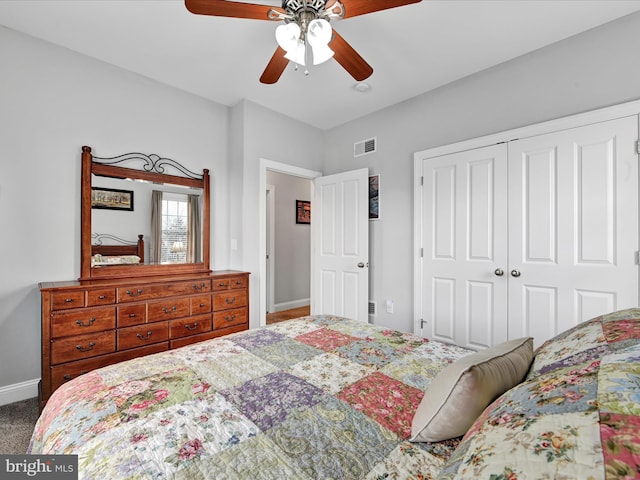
xmin=511 ymin=269 xmax=521 ymax=278
xmin=357 ymin=262 xmax=366 ymax=268
xmin=494 ymin=268 xmax=504 ymax=276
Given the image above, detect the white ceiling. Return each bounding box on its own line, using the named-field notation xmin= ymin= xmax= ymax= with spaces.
xmin=2 ymin=0 xmax=639 ymax=130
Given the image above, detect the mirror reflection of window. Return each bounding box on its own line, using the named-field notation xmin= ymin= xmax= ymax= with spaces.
xmin=151 ymin=190 xmax=202 ymax=264
xmin=162 ymin=194 xmax=188 ymax=263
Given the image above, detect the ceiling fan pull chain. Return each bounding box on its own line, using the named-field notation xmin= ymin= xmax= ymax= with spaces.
xmin=304 ymin=37 xmax=310 ymax=75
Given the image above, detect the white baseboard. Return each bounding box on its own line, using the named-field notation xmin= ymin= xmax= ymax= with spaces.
xmin=273 ymin=298 xmax=310 ymax=313
xmin=0 ymin=379 xmax=39 ymax=407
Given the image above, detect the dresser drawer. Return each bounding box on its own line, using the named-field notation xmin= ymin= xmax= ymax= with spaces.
xmin=51 ymin=331 xmax=116 ymax=364
xmin=148 ymin=297 xmax=190 ymax=322
xmin=212 ymin=275 xmax=247 ymax=291
xmin=169 ymin=314 xmax=212 ymax=339
xmin=117 ymin=304 xmax=147 ymax=327
xmin=213 ymin=290 xmax=247 ymax=311
xmin=118 ymin=322 xmax=169 ymax=350
xmin=50 ymin=343 xmax=168 ymax=391
xmin=213 ymin=307 xmax=247 ymax=329
xmin=87 ymin=288 xmax=116 ymax=306
xmin=117 ymin=279 xmax=211 ymax=303
xmin=51 ymin=307 xmax=116 ymax=338
xmin=191 ymin=294 xmax=212 ymax=315
xmin=50 ymin=363 xmax=92 ymax=390
xmin=51 ymin=291 xmax=85 ymax=311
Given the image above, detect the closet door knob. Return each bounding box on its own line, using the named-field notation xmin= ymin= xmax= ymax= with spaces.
xmin=511 ymin=269 xmax=521 ymax=278
xmin=494 ymin=268 xmax=504 ymax=276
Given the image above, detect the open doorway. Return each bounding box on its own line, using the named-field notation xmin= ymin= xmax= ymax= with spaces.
xmin=259 ymin=159 xmax=322 ymax=327
xmin=265 ymin=171 xmax=313 ymax=323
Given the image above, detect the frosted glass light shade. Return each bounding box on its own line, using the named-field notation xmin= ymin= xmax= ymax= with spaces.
xmin=308 ymin=19 xmax=332 ymax=45
xmin=307 ymin=19 xmax=334 ymax=65
xmin=310 ymin=43 xmax=334 ymax=65
xmin=275 ymin=23 xmax=301 ymax=52
xmin=284 ymin=39 xmax=306 ymax=66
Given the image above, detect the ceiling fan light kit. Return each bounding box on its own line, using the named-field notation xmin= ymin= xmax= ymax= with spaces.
xmin=185 ymin=0 xmax=422 ymax=84
xmin=276 ymin=18 xmax=334 ymax=68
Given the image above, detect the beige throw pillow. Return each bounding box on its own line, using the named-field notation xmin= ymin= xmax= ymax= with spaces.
xmin=410 ymin=337 xmax=533 ymax=442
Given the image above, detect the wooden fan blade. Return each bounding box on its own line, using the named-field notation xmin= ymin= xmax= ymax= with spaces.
xmin=185 ymin=0 xmax=285 ymax=20
xmin=260 ymin=46 xmax=290 ymax=84
xmin=329 ymin=0 xmax=421 ymax=19
xmin=329 ymin=31 xmax=373 ymax=81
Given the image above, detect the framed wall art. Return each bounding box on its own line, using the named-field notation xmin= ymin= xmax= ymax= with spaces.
xmin=369 ymin=174 xmax=380 ymax=220
xmin=296 ymin=200 xmax=311 ymax=224
xmin=91 ymin=187 xmax=134 ymax=211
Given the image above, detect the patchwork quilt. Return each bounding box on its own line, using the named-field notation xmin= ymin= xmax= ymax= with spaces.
xmin=29 ymin=315 xmax=470 ymax=479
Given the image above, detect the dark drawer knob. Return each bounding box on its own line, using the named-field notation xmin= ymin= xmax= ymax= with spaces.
xmin=98 ymin=294 xmax=106 ymax=300
xmin=65 ymin=298 xmax=74 ymax=303
xmin=225 ymin=297 xmax=236 ymax=305
xmin=225 ymin=314 xmax=237 ymax=322
xmin=192 ymin=283 xmax=206 ymax=291
xmin=185 ymin=322 xmax=200 ymax=331
xmin=126 ymin=289 xmax=144 ymax=297
xmin=162 ymin=306 xmax=178 ymax=314
xmin=75 ymin=342 xmax=95 ymax=352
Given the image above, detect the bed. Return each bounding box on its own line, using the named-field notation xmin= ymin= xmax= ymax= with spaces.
xmin=29 ymin=310 xmax=640 ymax=479
xmin=91 ymin=233 xmax=144 ymax=266
xmin=29 ymin=315 xmax=470 ymax=478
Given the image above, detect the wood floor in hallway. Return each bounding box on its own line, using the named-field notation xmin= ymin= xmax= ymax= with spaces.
xmin=266 ymin=305 xmax=310 ymax=324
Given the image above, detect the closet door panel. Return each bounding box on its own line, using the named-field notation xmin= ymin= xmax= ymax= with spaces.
xmin=432 ymin=277 xmax=455 ymax=342
xmin=521 ymin=285 xmax=558 ymax=346
xmin=521 ymin=146 xmax=557 ymax=264
xmin=508 ymin=116 xmax=638 ymax=344
xmin=576 ymin=139 xmax=615 ymax=265
xmin=422 ymin=144 xmax=508 ymax=348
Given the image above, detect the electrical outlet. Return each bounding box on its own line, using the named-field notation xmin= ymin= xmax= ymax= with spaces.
xmin=386 ymin=300 xmax=394 ymax=314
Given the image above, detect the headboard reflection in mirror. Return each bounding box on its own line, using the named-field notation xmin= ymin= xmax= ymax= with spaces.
xmin=80 ymin=146 xmax=210 ymax=280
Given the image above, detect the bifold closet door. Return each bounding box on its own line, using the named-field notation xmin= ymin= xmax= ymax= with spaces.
xmin=507 ymin=116 xmax=639 ymax=344
xmin=421 ymin=144 xmax=509 ymax=349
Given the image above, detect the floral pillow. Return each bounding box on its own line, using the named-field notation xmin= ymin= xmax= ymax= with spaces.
xmin=437 ymin=308 xmax=640 ymax=480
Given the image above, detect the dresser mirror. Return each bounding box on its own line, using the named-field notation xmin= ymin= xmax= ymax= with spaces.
xmin=80 ymin=145 xmax=211 ymax=280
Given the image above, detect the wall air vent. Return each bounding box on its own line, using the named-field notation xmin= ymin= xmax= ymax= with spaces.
xmin=354 ymin=137 xmax=377 ymax=157
xmin=368 ymin=301 xmax=377 ymax=317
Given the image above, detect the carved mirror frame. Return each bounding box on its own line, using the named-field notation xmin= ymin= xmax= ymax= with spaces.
xmin=80 ymin=145 xmax=211 ymax=280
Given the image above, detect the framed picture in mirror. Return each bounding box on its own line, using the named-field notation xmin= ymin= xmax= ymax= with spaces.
xmin=92 ymin=187 xmax=134 ymax=211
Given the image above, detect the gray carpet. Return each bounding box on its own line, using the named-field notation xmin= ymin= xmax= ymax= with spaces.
xmin=0 ymin=397 xmax=39 ymax=454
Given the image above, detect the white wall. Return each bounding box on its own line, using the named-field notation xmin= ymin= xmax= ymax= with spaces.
xmin=0 ymin=27 xmax=231 ymax=402
xmin=323 ymin=11 xmax=640 ymax=334
xmin=266 ymin=171 xmax=311 ymax=309
xmin=230 ymin=100 xmax=324 ymax=329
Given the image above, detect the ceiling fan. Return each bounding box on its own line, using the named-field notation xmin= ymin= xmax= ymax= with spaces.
xmin=185 ymin=0 xmax=422 ymax=84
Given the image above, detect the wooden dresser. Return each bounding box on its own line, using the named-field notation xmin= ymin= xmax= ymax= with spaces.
xmin=39 ymin=270 xmax=249 ymax=408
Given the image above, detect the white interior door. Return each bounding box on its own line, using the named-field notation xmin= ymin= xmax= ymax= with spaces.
xmin=421 ymin=144 xmax=509 ymax=349
xmin=311 ymin=168 xmax=369 ymax=322
xmin=508 ymin=116 xmax=639 ymax=343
